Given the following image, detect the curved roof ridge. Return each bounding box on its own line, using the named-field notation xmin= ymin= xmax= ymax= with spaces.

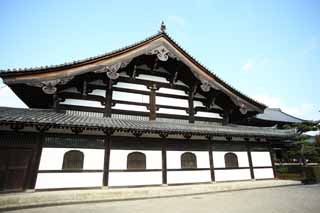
xmin=0 ymin=30 xmax=266 ymax=109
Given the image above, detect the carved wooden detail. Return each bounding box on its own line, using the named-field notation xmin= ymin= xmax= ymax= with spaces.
xmin=183 ymin=133 xmax=192 ymax=139
xmin=148 ymin=45 xmax=176 ymax=62
xmin=70 ymin=127 xmax=84 ymax=134
xmin=200 ymin=80 xmax=211 ymax=92
xmin=95 ymin=61 xmax=131 ymax=80
xmin=35 ymin=124 xmax=51 ymax=132
xmin=27 ymin=77 xmax=73 ymax=94
xmin=159 ymin=132 xmax=169 ymax=139
xmin=10 ymin=123 xmax=24 ymax=131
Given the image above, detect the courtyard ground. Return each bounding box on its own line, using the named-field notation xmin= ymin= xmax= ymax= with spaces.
xmin=6 ymin=184 xmax=320 ymax=213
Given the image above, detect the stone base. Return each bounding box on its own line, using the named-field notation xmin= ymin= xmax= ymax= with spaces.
xmin=0 ymin=180 xmax=301 ymax=211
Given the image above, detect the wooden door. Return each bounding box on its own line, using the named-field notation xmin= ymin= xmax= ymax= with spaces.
xmin=0 ymin=148 xmax=33 ymax=192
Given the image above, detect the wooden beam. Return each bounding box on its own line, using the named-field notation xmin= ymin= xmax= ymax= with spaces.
xmin=162 ymin=141 xmax=167 ymax=185
xmin=105 ymin=79 xmax=113 ymax=117
xmin=149 ymin=84 xmax=157 ymax=120
xmin=207 ymin=136 xmax=215 ymax=182
xmin=269 ymin=147 xmax=277 ymax=178
xmin=246 ymin=145 xmax=255 ymax=180
xmin=29 ymin=131 xmax=45 ymax=189
xmin=103 ymin=133 xmax=112 ymax=186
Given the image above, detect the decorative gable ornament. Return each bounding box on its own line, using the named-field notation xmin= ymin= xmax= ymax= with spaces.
xmin=95 ymin=61 xmax=131 ymax=80
xmin=148 ymin=45 xmax=176 ymax=62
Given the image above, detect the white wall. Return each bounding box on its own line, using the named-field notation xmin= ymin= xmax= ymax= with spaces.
xmin=167 ymin=170 xmax=211 ymax=184
xmin=60 ymin=99 xmax=104 ymax=108
xmin=215 ymin=169 xmax=251 ymax=181
xmin=109 ymin=150 xmax=162 ymax=170
xmin=39 ymin=148 xmax=104 ymax=170
xmin=108 ymin=172 xmax=162 ymax=186
xmin=254 ymin=168 xmax=274 ymax=179
xmin=156 ymin=96 xmax=188 ymax=107
xmin=36 ymin=148 xmax=104 ymax=189
xmin=89 ymin=89 xmax=106 ymax=97
xmin=195 ymin=111 xmax=222 ymax=119
xmin=113 ymin=91 xmax=149 ymax=103
xmin=158 ymin=108 xmax=188 ymax=115
xmin=36 ymin=172 xmax=103 ymax=189
xmin=213 ymin=151 xmax=249 ymax=168
xmin=113 ymin=82 xmax=149 ymax=91
xmin=251 ymin=152 xmax=272 ymax=167
xmin=157 ymin=88 xmax=187 ymax=96
xmin=112 ymin=104 xmax=149 ymax=112
xmin=136 ymin=74 xmax=170 ymax=83
xmin=167 ymin=151 xmax=210 ymax=169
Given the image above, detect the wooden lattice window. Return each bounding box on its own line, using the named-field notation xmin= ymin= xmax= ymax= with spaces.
xmin=224 ymin=152 xmax=239 ymax=168
xmin=127 ymin=152 xmax=146 ymax=170
xmin=62 ymin=150 xmax=84 ymax=170
xmin=181 ymin=152 xmax=197 ymax=169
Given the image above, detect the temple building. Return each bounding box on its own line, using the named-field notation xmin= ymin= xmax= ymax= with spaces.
xmin=0 ymin=25 xmax=297 ymax=192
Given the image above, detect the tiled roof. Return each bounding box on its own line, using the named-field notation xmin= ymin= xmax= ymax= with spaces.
xmin=0 ymin=107 xmax=296 ymax=138
xmin=256 ymin=108 xmax=305 ymax=123
xmin=0 ymin=31 xmax=266 ymax=109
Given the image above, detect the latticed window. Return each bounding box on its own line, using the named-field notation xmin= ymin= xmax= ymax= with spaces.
xmin=62 ymin=150 xmax=84 ymax=170
xmin=181 ymin=152 xmax=197 ymax=169
xmin=127 ymin=152 xmax=146 ymax=170
xmin=224 ymin=152 xmax=239 ymax=168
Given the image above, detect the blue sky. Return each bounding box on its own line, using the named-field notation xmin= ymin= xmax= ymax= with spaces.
xmin=0 ymin=0 xmax=319 ymax=120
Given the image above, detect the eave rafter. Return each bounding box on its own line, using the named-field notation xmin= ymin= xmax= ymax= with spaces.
xmin=1 ymin=32 xmax=265 ymax=112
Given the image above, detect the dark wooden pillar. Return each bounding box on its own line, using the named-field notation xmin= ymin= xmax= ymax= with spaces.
xmin=105 ymin=79 xmax=113 ymax=117
xmin=103 ymin=132 xmax=112 ymax=187
xmin=162 ymin=142 xmax=167 ymax=185
xmin=246 ymin=145 xmax=255 ymax=180
xmin=207 ymin=136 xmax=215 ymax=182
xmin=149 ymin=84 xmax=157 ymax=121
xmin=188 ymin=92 xmax=195 ymax=123
xmin=269 ymin=147 xmax=277 ymax=178
xmin=29 ymin=126 xmax=49 ymax=189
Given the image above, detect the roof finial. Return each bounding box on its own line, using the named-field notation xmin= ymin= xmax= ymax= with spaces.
xmin=160 ymin=21 xmax=166 ymax=32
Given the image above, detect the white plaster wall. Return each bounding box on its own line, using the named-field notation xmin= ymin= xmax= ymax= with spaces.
xmin=167 ymin=170 xmax=211 ymax=184
xmin=253 ymin=168 xmax=274 ymax=179
xmin=175 ymin=80 xmax=188 ymax=87
xmin=112 ymin=104 xmax=149 ymax=112
xmin=60 ymin=99 xmax=104 ymax=108
xmin=108 ymin=172 xmax=162 ymax=186
xmin=39 ymin=148 xmax=104 ymax=170
xmin=193 ymin=101 xmax=205 ymax=107
xmin=251 ymin=152 xmax=272 ymax=167
xmin=167 ymin=151 xmax=210 ymax=169
xmin=89 ymin=89 xmax=106 ymax=97
xmin=113 ymin=91 xmax=149 ymax=103
xmin=157 ymin=88 xmax=187 ymax=96
xmin=158 ymin=108 xmax=188 ymax=115
xmin=109 ymin=150 xmax=162 ymax=170
xmin=215 ymin=169 xmax=251 ymax=181
xmin=213 ymin=151 xmax=249 ymax=168
xmin=113 ymin=82 xmax=148 ymax=91
xmin=195 ymin=111 xmax=222 ymax=119
xmin=156 ymin=96 xmax=188 ymax=107
xmin=36 ymin=172 xmax=103 ymax=189
xmin=136 ymin=74 xmax=170 ymax=83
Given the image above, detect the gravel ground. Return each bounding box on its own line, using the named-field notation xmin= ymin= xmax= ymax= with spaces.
xmin=7 ymin=184 xmax=320 ymax=213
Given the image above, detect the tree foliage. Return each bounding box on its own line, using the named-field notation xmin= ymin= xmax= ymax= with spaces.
xmin=281 ymin=121 xmax=320 ymax=163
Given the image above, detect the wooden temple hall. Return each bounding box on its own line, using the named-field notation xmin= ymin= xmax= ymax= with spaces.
xmin=0 ymin=24 xmax=296 ymax=192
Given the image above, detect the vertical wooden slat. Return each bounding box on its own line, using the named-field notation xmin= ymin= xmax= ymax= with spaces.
xmin=149 ymin=84 xmax=157 ymax=120
xmin=247 ymin=145 xmax=255 ymax=180
xmin=103 ymin=134 xmax=111 ymax=186
xmin=188 ymin=92 xmax=195 ymax=123
xmin=161 ymin=142 xmax=167 ymax=185
xmin=29 ymin=132 xmax=44 ymax=189
xmin=269 ymin=147 xmax=277 ymax=178
xmin=105 ymin=79 xmax=113 ymax=117
xmin=208 ymin=137 xmax=215 ymax=182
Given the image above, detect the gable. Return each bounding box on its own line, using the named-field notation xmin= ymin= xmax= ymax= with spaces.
xmin=0 ymin=32 xmax=266 ymax=116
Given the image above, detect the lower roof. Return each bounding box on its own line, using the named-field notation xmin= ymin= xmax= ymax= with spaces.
xmin=255 ymin=108 xmax=305 ymax=123
xmin=0 ymin=107 xmax=296 ymax=139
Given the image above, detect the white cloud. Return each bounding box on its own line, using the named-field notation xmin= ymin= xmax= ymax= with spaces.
xmin=242 ymin=61 xmax=253 ymax=72
xmin=254 ymin=94 xmax=318 ymax=121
